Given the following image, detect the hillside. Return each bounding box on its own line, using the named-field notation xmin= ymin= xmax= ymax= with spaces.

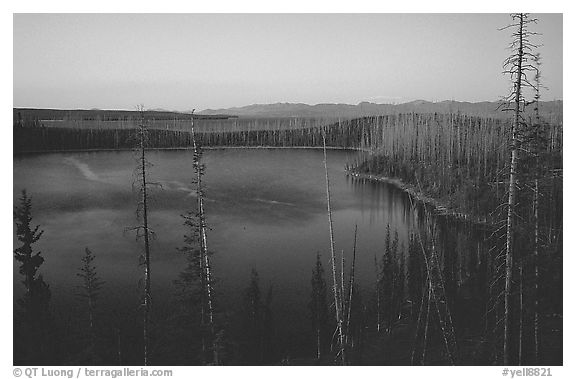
xmin=199 ymin=100 xmax=563 ymax=120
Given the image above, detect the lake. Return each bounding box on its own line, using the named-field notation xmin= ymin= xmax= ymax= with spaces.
xmin=13 ymin=148 xmax=484 ymax=363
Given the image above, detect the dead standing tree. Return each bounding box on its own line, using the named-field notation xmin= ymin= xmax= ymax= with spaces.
xmin=530 ymin=53 xmax=545 ymax=363
xmin=514 ymin=52 xmax=547 ymax=365
xmin=126 ymin=105 xmax=158 ymax=366
xmin=190 ymin=111 xmax=219 ymax=365
xmin=322 ymin=132 xmax=346 ymax=364
xmin=499 ymin=13 xmax=539 ymax=365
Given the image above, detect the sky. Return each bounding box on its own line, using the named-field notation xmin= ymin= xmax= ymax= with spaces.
xmin=13 ymin=13 xmax=563 ymax=111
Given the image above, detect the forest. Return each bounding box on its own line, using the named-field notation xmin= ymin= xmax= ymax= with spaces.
xmin=13 ymin=13 xmax=562 ymax=366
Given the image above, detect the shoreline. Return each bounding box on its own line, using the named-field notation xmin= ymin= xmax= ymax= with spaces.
xmin=14 ymin=145 xmax=366 ymax=155
xmin=346 ymin=170 xmax=492 ymax=227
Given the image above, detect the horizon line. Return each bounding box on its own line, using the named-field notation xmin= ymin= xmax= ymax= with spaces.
xmin=13 ymin=98 xmax=564 ymax=114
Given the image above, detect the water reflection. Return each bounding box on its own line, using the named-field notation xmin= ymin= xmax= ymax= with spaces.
xmin=14 ymin=148 xmax=491 ymax=363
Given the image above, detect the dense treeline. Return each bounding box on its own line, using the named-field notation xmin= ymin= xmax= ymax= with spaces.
xmin=351 ymin=113 xmax=562 ymax=222
xmin=14 ymin=115 xmax=330 ymax=132
xmin=15 ymin=112 xmax=560 ymax=157
xmin=13 ymin=121 xmax=333 ymax=152
xmin=13 ymin=108 xmax=236 ymax=123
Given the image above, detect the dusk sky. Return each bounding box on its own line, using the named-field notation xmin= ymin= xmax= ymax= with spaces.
xmin=13 ymin=13 xmax=563 ymax=111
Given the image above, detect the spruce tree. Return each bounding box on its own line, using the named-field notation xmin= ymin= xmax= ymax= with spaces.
xmin=14 ymin=190 xmax=44 ymax=292
xmin=310 ymin=252 xmax=329 ymax=360
xmin=13 ymin=189 xmax=52 ymax=364
xmin=76 ymin=248 xmax=104 ymax=363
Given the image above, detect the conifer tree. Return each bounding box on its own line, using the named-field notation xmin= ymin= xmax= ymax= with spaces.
xmin=243 ymin=268 xmax=262 ymax=363
xmin=310 ymin=252 xmax=330 ymax=360
xmin=14 ymin=190 xmax=44 ymax=293
xmin=76 ymin=248 xmax=104 ymax=364
xmin=13 ymin=189 xmax=52 ymax=364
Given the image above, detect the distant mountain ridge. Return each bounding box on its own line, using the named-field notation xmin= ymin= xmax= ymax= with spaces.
xmin=200 ymin=100 xmax=563 ymax=120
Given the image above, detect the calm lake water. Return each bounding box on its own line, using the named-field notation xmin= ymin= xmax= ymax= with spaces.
xmin=13 ymin=149 xmax=417 ymax=318
xmin=13 ymin=146 xmax=562 ymax=365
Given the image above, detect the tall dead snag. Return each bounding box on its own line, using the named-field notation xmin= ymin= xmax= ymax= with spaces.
xmin=139 ymin=108 xmax=152 ymax=366
xmin=322 ymin=133 xmax=345 ymax=364
xmin=530 ymin=53 xmax=545 ymax=363
xmin=127 ymin=105 xmax=156 ymax=365
xmin=190 ymin=112 xmax=219 ymax=364
xmin=500 ymin=13 xmax=538 ymax=364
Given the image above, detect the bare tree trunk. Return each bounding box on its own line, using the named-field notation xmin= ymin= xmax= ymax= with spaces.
xmin=518 ymin=262 xmax=523 ymax=365
xmin=316 ymin=328 xmax=321 ymax=360
xmin=533 ymin=178 xmax=540 ymax=363
xmin=139 ymin=117 xmax=152 ymax=366
xmin=533 ymin=53 xmax=542 ymax=366
xmin=88 ymin=294 xmax=95 ymax=362
xmin=411 ymin=277 xmax=428 ymax=365
xmin=374 ymin=254 xmax=381 ymax=333
xmin=87 ymin=296 xmax=94 ymax=336
xmin=345 ymin=225 xmax=358 ymax=345
xmin=322 ymin=134 xmax=345 ymax=364
xmin=191 ymin=120 xmax=218 ymax=365
xmin=504 ymin=13 xmax=524 ymax=365
xmin=421 ymin=281 xmax=432 ymax=365
xmin=341 ymin=249 xmax=345 ymax=330
xmin=199 ymin=253 xmax=207 ymax=363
